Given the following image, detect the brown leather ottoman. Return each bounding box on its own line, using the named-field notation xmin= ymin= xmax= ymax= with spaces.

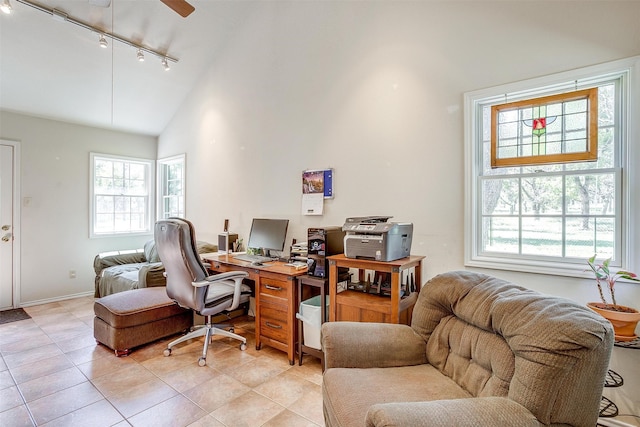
xmin=94 ymin=287 xmax=193 ymax=356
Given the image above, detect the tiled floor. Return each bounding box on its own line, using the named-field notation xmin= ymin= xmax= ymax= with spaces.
xmin=0 ymin=297 xmax=325 ymax=427
xmin=2 ymin=297 xmax=639 ymax=427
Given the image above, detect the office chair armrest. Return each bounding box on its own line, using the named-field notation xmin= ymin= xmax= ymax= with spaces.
xmin=192 ymin=271 xmax=249 ymax=286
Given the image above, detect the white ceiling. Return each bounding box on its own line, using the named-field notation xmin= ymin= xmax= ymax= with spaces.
xmin=0 ymin=0 xmax=252 ymax=135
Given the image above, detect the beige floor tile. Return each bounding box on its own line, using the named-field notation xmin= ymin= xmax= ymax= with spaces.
xmin=0 ymin=385 xmax=24 ymax=412
xmin=182 ymin=373 xmax=251 ymax=412
xmin=76 ymin=349 xmax=137 ymax=379
xmin=186 ymin=414 xmax=225 ymax=427
xmin=0 ymin=322 xmax=47 ymax=347
xmin=0 ymin=355 xmax=7 ymax=371
xmin=127 ymin=394 xmax=207 ymax=427
xmin=254 ymin=369 xmax=318 ymax=407
xmin=18 ymin=366 xmax=87 ymax=402
xmin=40 ymin=399 xmax=124 ymax=427
xmin=27 ymin=381 xmax=103 ymax=425
xmin=210 ymin=390 xmax=285 ymax=427
xmin=90 ymin=363 xmax=157 ymax=397
xmin=0 ymin=369 xmax=15 ymax=390
xmin=226 ymin=355 xmax=290 ymax=388
xmin=9 ymin=354 xmax=74 ymax=384
xmin=106 ymin=377 xmax=178 ymax=418
xmin=156 ymin=361 xmax=219 ymax=393
xmin=261 ymin=409 xmax=319 ymax=427
xmin=65 ymin=341 xmax=112 ymax=366
xmin=287 ymin=385 xmax=324 ymax=425
xmin=0 ymin=330 xmax=53 ymax=354
xmin=3 ymin=343 xmax=64 ymax=369
xmin=0 ymin=404 xmax=35 ymax=427
xmin=55 ymin=332 xmax=99 ymax=354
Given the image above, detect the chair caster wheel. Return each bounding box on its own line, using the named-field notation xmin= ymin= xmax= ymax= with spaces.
xmin=198 ymin=357 xmax=206 ymax=367
xmin=163 ymin=348 xmax=171 ymax=357
xmin=240 ymin=342 xmax=247 ymax=351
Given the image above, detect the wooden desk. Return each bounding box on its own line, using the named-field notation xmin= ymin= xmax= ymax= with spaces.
xmin=203 ymin=253 xmax=307 ymax=365
xmin=328 ymin=254 xmax=425 ymax=324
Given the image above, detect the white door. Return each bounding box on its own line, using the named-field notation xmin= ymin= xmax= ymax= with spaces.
xmin=0 ymin=143 xmax=16 ymax=310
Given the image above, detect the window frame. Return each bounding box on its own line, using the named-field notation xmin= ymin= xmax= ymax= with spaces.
xmin=157 ymin=154 xmax=186 ymax=220
xmin=90 ymin=153 xmax=155 ymax=238
xmin=464 ymin=56 xmax=639 ymax=278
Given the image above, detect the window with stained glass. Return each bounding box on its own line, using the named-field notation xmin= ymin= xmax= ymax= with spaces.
xmin=491 ymin=88 xmax=598 ymax=168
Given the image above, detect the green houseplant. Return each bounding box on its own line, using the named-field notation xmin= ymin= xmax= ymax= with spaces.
xmin=586 ymin=255 xmax=640 ymax=342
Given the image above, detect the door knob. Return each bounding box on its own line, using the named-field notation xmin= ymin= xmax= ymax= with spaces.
xmin=1 ymin=225 xmax=10 ymax=231
xmin=2 ymin=233 xmax=12 ymax=242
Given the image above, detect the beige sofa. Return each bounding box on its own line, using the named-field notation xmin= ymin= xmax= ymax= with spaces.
xmin=321 ymin=271 xmax=614 ymax=427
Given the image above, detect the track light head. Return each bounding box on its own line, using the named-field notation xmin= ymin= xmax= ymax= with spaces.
xmin=162 ymin=57 xmax=170 ymax=71
xmin=1 ymin=0 xmax=13 ymax=15
xmin=98 ymin=34 xmax=108 ymax=48
xmin=137 ymin=49 xmax=145 ymax=62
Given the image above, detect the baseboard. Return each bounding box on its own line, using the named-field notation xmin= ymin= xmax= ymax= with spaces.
xmin=20 ymin=290 xmax=95 ymax=308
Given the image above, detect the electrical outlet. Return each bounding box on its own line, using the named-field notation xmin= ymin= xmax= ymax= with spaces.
xmin=69 ymin=270 xmax=76 ymax=279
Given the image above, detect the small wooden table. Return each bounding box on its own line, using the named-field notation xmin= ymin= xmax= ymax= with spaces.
xmin=203 ymin=253 xmax=308 ymax=365
xmin=328 ymin=254 xmax=425 ymax=325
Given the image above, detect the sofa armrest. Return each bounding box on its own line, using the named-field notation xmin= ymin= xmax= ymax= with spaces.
xmin=138 ymin=262 xmax=166 ymax=288
xmin=322 ymin=322 xmax=427 ymax=369
xmin=366 ymin=397 xmax=540 ymax=427
xmin=93 ymin=251 xmax=145 ymax=297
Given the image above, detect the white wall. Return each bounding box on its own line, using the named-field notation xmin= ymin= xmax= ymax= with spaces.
xmin=0 ymin=111 xmax=157 ymax=304
xmin=160 ymin=2 xmax=640 ymax=325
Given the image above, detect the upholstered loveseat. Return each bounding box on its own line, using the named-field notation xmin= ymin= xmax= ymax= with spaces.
xmin=321 ymin=271 xmax=614 ymax=427
xmin=93 ymin=240 xmax=217 ymax=297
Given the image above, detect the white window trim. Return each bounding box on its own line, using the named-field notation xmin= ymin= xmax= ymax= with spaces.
xmin=90 ymin=152 xmax=155 ymax=238
xmin=156 ymin=153 xmax=186 ymax=220
xmin=464 ymin=56 xmax=640 ymax=278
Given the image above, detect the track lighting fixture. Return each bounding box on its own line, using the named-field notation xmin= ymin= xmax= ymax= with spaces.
xmin=10 ymin=0 xmax=179 ymax=69
xmin=0 ymin=0 xmax=12 ymax=14
xmin=98 ymin=34 xmax=108 ymax=48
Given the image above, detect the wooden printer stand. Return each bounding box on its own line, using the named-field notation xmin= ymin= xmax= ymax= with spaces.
xmin=328 ymin=254 xmax=425 ymax=325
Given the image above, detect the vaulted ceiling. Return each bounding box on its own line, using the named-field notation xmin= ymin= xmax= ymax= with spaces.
xmin=0 ymin=0 xmax=253 ymax=135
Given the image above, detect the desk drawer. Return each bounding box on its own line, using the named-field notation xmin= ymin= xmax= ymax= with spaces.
xmin=259 ymin=278 xmax=290 ymax=299
xmin=260 ymin=315 xmax=288 ymax=343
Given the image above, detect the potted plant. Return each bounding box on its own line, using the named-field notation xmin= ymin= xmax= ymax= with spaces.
xmin=586 ymin=255 xmax=640 ymax=342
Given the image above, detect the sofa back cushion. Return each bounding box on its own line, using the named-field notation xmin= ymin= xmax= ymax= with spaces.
xmin=144 ymin=240 xmax=161 ymax=263
xmin=411 ymin=271 xmax=613 ymax=426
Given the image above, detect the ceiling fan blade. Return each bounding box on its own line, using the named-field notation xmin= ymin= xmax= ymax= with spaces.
xmin=160 ymin=0 xmax=195 ymax=18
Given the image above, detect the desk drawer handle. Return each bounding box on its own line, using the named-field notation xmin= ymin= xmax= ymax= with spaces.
xmin=265 ymin=285 xmax=283 ymax=291
xmin=265 ymin=322 xmax=282 ymax=329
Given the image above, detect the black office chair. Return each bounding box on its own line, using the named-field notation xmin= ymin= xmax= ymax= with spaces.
xmin=155 ymin=218 xmax=251 ymax=366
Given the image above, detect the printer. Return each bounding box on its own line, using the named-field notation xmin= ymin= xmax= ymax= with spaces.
xmin=342 ymin=216 xmax=413 ymax=262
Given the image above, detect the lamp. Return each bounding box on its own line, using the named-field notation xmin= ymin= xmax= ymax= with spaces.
xmin=98 ymin=34 xmax=108 ymax=48
xmin=0 ymin=0 xmax=12 ymax=14
xmin=11 ymin=0 xmax=179 ymax=69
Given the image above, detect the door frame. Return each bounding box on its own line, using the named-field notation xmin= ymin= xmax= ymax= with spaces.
xmin=1 ymin=139 xmax=21 ymax=309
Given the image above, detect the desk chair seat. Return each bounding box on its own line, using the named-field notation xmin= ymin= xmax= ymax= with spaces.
xmin=155 ymin=218 xmax=251 ymax=366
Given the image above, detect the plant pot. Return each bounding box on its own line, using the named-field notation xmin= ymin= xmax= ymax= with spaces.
xmin=587 ymin=302 xmax=640 ymax=342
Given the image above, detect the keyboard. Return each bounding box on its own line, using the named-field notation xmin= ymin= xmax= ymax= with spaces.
xmin=233 ymin=254 xmax=274 ymax=263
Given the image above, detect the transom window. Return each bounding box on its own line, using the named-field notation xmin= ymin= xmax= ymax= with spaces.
xmin=465 ymin=58 xmax=636 ymax=276
xmin=90 ymin=153 xmax=154 ymax=237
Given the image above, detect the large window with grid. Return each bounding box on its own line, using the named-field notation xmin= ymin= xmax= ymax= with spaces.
xmin=90 ymin=153 xmax=154 ymax=237
xmin=465 ymin=58 xmax=637 ymax=275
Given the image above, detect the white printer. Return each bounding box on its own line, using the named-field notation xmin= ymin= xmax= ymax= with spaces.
xmin=342 ymin=216 xmax=413 ymax=262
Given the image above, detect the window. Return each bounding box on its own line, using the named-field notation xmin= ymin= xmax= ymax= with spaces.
xmin=157 ymin=154 xmax=185 ymax=219
xmin=90 ymin=153 xmax=154 ymax=237
xmin=465 ymin=57 xmax=638 ymax=276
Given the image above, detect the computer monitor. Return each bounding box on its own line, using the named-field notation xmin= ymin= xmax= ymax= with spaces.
xmin=247 ymin=218 xmax=289 ymax=257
